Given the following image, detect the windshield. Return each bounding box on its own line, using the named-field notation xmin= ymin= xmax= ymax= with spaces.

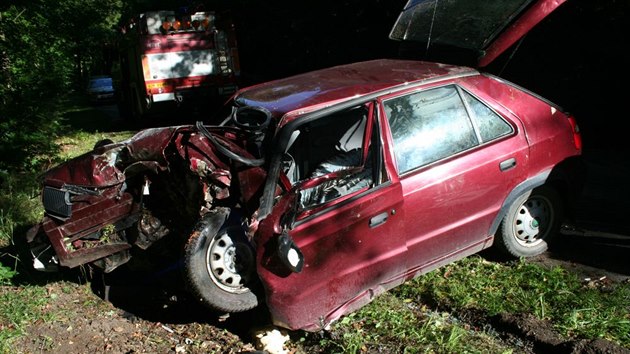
xmin=143 ymin=11 xmax=216 ymax=35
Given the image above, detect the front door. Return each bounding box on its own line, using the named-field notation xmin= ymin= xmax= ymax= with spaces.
xmin=256 ymin=103 xmax=406 ymax=331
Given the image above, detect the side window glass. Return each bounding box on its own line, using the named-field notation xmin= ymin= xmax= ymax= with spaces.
xmin=384 ymin=86 xmax=478 ymax=174
xmin=462 ymin=91 xmax=513 ymax=142
xmin=283 ymin=105 xmax=376 ymax=209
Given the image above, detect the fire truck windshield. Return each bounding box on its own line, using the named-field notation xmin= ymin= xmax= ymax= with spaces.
xmin=142 ymin=11 xmax=216 ymax=35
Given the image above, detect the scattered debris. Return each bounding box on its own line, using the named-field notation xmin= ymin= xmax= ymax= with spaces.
xmin=253 ymin=326 xmax=291 ymax=354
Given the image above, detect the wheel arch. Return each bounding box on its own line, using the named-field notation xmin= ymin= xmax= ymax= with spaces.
xmin=489 ymin=155 xmax=583 ymax=237
xmin=185 ymin=207 xmax=232 ymax=258
xmin=489 ymin=170 xmax=551 ymax=236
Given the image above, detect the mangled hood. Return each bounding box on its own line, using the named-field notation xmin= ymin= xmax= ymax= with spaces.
xmin=43 ymin=126 xmax=187 ymax=188
xmin=389 ymin=0 xmax=567 ymax=67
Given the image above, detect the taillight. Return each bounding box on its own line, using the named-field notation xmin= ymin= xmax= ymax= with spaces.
xmin=567 ymin=115 xmax=582 ymax=151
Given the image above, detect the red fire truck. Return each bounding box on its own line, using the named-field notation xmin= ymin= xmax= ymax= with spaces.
xmin=116 ymin=9 xmax=240 ymax=120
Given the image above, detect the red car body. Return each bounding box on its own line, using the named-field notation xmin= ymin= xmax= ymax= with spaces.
xmin=240 ymin=60 xmax=582 ymax=330
xmin=25 ymin=0 xmax=583 ymax=331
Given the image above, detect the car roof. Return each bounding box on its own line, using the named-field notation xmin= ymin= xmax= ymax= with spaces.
xmin=234 ymin=59 xmax=476 ymax=124
xmin=389 ymin=0 xmax=567 ymax=67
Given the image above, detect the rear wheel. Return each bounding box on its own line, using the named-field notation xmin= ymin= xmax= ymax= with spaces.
xmin=495 ymin=186 xmax=563 ymax=258
xmin=184 ymin=221 xmax=259 ymax=312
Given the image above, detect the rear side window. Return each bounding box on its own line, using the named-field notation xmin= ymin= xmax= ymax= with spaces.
xmin=462 ymin=91 xmax=512 ymax=142
xmin=384 ymin=85 xmax=512 ymax=174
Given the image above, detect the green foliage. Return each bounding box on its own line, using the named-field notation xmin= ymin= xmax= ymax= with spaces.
xmin=1 ymin=6 xmax=65 ymax=172
xmin=0 ymin=0 xmax=122 ymax=174
xmin=0 ymin=171 xmax=43 ymax=247
xmin=41 ymin=0 xmax=123 ymax=80
xmin=0 ymin=264 xmax=16 ymax=286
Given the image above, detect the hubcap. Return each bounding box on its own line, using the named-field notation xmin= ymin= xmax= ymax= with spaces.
xmin=206 ymin=231 xmax=254 ymax=293
xmin=514 ymin=196 xmax=552 ymax=247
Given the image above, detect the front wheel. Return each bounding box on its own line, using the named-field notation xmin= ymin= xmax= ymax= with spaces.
xmin=494 ymin=186 xmax=563 ymax=259
xmin=184 ymin=220 xmax=259 ymax=313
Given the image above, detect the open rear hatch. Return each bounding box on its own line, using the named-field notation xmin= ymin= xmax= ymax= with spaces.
xmin=389 ymin=0 xmax=567 ymax=67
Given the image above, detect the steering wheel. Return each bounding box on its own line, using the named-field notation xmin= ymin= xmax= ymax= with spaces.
xmin=196 ymin=121 xmax=265 ymax=167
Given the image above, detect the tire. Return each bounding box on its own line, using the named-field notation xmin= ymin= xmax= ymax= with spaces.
xmin=183 ymin=220 xmax=259 ymax=312
xmin=494 ymin=186 xmax=563 ymax=259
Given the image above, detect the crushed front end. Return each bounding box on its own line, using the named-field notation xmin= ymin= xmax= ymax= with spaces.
xmin=26 ymin=119 xmax=270 ymax=274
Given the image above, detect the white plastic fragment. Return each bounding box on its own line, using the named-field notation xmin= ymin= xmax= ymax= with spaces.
xmin=253 ymin=327 xmax=290 ymax=354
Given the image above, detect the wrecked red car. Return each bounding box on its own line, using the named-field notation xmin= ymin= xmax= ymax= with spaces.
xmin=26 ymin=0 xmax=583 ymax=331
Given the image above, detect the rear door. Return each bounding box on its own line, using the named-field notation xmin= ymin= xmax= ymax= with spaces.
xmin=379 ymin=81 xmax=530 ymax=273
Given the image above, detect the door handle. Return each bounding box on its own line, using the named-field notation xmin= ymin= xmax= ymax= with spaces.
xmin=369 ymin=212 xmax=388 ymax=228
xmin=499 ymin=158 xmax=516 ymax=171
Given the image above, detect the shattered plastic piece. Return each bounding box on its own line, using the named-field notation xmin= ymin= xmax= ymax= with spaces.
xmin=254 ymin=327 xmax=290 ymax=354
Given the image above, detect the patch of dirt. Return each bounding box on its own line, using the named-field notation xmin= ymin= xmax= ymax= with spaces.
xmin=2 ymin=249 xmax=272 ymax=354
xmin=8 ymin=280 xmax=262 ymax=354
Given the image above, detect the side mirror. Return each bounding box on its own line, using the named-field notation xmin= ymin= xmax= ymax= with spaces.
xmin=277 ymin=231 xmax=304 ymax=273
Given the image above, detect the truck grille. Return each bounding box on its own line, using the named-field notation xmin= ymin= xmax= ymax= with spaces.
xmin=42 ymin=186 xmax=72 ymax=220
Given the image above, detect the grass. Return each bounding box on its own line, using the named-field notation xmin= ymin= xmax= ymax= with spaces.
xmin=0 ymin=173 xmax=43 ymax=248
xmin=0 ymin=94 xmax=135 ymax=351
xmin=56 ymin=129 xmax=135 ymax=162
xmin=313 ymin=292 xmax=515 ymax=353
xmin=55 ymin=96 xmax=135 ymax=162
xmin=407 ymin=256 xmax=630 ymax=346
xmin=312 ymin=256 xmax=630 ymax=352
xmin=0 ymin=276 xmax=50 ymax=353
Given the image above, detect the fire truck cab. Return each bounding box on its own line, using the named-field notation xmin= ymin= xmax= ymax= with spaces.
xmin=116 ymin=9 xmax=240 ymax=121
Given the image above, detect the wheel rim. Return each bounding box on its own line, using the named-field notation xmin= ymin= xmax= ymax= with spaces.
xmin=513 ymin=195 xmax=554 ymax=247
xmin=206 ymin=230 xmax=254 ymax=294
